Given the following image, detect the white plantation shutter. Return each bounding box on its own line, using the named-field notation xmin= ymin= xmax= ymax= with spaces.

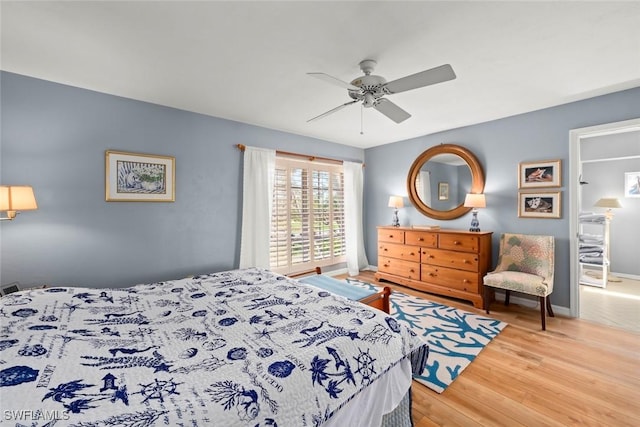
xmin=270 ymin=167 xmax=290 ymax=269
xmin=331 ymin=170 xmax=346 ymax=258
xmin=270 ymin=157 xmax=346 ymax=274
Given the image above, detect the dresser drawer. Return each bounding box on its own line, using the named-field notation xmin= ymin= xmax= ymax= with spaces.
xmin=421 ymin=264 xmax=479 ymax=293
xmin=379 ymin=243 xmax=420 ymax=263
xmin=378 ymin=257 xmax=420 ymax=280
xmin=378 ymin=229 xmax=405 ymax=244
xmin=421 ymin=248 xmax=479 ymax=272
xmin=405 ymin=231 xmax=438 ymax=248
xmin=438 ymin=234 xmax=480 ymax=253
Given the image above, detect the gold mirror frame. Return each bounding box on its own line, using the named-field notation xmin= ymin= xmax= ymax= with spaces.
xmin=407 ymin=143 xmax=485 ymax=220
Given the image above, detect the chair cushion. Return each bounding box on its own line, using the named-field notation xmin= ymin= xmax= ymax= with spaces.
xmin=484 ymin=271 xmax=551 ymax=296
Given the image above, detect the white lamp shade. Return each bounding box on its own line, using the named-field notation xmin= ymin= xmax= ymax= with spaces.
xmin=594 ymin=198 xmax=622 ymax=209
xmin=388 ymin=196 xmax=404 ymax=209
xmin=0 ymin=186 xmax=38 ymax=211
xmin=464 ymin=193 xmax=486 ymax=208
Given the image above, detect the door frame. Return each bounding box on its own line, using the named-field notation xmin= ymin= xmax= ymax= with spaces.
xmin=569 ymin=117 xmax=640 ymax=317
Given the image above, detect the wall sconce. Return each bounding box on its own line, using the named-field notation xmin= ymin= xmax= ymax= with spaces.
xmin=388 ymin=195 xmax=404 ymax=227
xmin=464 ymin=193 xmax=486 ymax=232
xmin=594 ymin=197 xmax=622 ymax=220
xmin=0 ymin=186 xmax=38 ymax=221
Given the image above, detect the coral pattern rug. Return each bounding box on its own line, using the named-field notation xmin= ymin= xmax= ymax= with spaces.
xmin=346 ymin=278 xmax=507 ymax=393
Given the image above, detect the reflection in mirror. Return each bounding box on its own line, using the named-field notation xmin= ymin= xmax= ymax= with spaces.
xmin=416 ymin=154 xmax=472 ymax=211
xmin=407 ymin=144 xmax=484 ymax=220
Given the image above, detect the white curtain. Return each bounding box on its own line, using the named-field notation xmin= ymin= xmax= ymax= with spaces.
xmin=419 ymin=170 xmax=431 ymax=205
xmin=344 ymin=161 xmax=369 ymax=276
xmin=239 ymin=146 xmax=276 ymax=269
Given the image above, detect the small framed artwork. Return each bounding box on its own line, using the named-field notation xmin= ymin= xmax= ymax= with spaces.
xmin=105 ymin=150 xmax=175 ymax=202
xmin=438 ymin=182 xmax=449 ymax=200
xmin=518 ymin=191 xmax=561 ymax=218
xmin=518 ymin=159 xmax=561 ymax=188
xmin=624 ymin=171 xmax=640 ymax=198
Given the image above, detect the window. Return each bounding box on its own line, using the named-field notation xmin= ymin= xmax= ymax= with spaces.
xmin=270 ymin=157 xmax=345 ymax=274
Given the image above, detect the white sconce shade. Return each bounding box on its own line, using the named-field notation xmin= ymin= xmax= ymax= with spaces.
xmin=464 ymin=193 xmax=486 ymax=208
xmin=594 ymin=198 xmax=622 ymax=209
xmin=0 ymin=185 xmax=38 ymax=220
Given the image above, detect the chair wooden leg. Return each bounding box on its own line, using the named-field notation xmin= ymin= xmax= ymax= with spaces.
xmin=539 ymin=296 xmax=546 ymax=330
xmin=484 ymin=285 xmax=490 ymax=314
xmin=546 ymin=296 xmax=555 ymax=317
xmin=504 ymin=290 xmax=510 ymax=306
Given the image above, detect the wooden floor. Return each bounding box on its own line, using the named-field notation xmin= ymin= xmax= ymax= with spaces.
xmin=339 ymin=271 xmax=640 ymax=427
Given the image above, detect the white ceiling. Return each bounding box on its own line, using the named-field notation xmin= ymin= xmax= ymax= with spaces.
xmin=2 ymin=1 xmax=639 ymax=149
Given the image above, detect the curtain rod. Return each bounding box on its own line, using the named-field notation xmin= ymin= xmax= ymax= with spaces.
xmin=236 ymin=144 xmax=364 ymax=167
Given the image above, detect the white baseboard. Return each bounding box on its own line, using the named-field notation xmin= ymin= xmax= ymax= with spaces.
xmin=493 ymin=291 xmax=571 ymax=317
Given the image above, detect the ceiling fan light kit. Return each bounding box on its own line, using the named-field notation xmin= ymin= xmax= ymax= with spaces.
xmin=307 ymin=59 xmax=456 ymax=125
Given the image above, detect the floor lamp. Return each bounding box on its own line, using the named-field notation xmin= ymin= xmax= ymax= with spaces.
xmin=594 ymin=197 xmax=622 ymax=282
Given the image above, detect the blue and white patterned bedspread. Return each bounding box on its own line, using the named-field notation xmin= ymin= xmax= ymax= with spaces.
xmin=0 ymin=268 xmax=427 ymax=426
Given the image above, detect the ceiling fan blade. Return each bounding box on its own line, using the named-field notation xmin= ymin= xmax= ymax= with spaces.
xmin=384 ymin=64 xmax=456 ymax=94
xmin=373 ymin=98 xmax=411 ymax=123
xmin=307 ymin=100 xmax=359 ymax=122
xmin=307 ymin=72 xmax=360 ymax=91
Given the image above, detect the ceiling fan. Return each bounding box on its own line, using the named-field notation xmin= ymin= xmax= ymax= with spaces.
xmin=307 ymin=59 xmax=456 ymax=124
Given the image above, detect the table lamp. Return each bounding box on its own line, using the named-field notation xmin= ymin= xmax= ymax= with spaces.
xmin=388 ymin=196 xmax=403 ymax=227
xmin=464 ymin=193 xmax=486 ymax=232
xmin=594 ymin=197 xmax=622 ymax=282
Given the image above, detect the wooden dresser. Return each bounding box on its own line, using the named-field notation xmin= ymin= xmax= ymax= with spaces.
xmin=375 ymin=226 xmax=492 ymax=308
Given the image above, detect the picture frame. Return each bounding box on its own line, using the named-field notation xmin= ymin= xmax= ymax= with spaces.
xmin=518 ymin=191 xmax=561 ymax=218
xmin=624 ymin=171 xmax=640 ymax=198
xmin=518 ymin=159 xmax=561 ymax=189
xmin=105 ymin=150 xmax=175 ymax=202
xmin=438 ymin=182 xmax=449 ymax=200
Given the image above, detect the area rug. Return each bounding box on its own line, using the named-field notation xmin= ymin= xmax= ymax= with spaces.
xmin=346 ymin=278 xmax=507 ymax=393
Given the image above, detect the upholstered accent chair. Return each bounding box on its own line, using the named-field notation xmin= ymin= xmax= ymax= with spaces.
xmin=483 ymin=233 xmax=555 ymax=330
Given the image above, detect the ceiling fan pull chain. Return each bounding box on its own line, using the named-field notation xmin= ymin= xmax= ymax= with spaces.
xmin=360 ymin=104 xmax=364 ymax=135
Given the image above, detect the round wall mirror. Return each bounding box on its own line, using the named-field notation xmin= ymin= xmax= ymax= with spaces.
xmin=407 ymin=144 xmax=485 ymax=220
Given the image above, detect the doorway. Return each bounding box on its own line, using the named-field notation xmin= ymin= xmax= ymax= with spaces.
xmin=569 ymin=118 xmax=640 ymax=333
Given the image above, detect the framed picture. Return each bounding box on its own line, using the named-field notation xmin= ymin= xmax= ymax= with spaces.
xmin=105 ymin=150 xmax=175 ymax=202
xmin=438 ymin=182 xmax=449 ymax=200
xmin=518 ymin=159 xmax=561 ymax=188
xmin=518 ymin=191 xmax=561 ymax=218
xmin=624 ymin=171 xmax=640 ymax=198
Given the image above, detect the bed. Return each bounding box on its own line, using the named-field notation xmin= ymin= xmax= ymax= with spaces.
xmin=0 ymin=268 xmax=427 ymax=426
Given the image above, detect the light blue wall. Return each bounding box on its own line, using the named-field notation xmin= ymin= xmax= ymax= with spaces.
xmin=2 ymin=71 xmax=639 ymax=309
xmin=364 ymin=86 xmax=640 ymax=308
xmin=0 ymin=72 xmax=363 ymax=288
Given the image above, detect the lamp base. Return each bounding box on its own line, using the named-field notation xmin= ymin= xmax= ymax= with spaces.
xmin=469 ymin=210 xmax=480 ymax=232
xmin=392 ymin=208 xmax=400 ymax=227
